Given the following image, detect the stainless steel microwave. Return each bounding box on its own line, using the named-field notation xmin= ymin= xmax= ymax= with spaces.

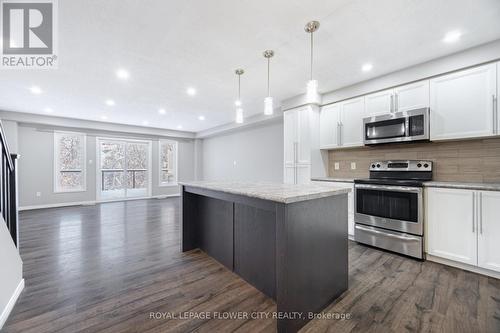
xmin=363 ymin=107 xmax=430 ymax=145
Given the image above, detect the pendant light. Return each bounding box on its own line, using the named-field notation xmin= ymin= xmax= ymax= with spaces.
xmin=263 ymin=50 xmax=274 ymax=115
xmin=304 ymin=21 xmax=320 ymax=104
xmin=235 ymin=69 xmax=244 ymax=124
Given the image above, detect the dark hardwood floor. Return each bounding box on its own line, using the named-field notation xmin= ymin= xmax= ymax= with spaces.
xmin=3 ymin=198 xmax=500 ymax=333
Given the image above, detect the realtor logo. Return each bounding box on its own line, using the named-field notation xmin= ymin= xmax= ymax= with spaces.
xmin=1 ymin=0 xmax=58 ymax=68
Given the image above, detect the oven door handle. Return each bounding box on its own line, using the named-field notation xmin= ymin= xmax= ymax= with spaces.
xmin=355 ymin=225 xmax=421 ymax=242
xmin=355 ymin=183 xmax=422 ymax=193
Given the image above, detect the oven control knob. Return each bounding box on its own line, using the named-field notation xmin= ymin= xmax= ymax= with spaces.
xmin=371 ymin=164 xmax=376 ymax=168
xmin=417 ymin=163 xmax=422 ymax=168
xmin=376 ymin=164 xmax=381 ymax=168
xmin=424 ymin=163 xmax=429 ymax=168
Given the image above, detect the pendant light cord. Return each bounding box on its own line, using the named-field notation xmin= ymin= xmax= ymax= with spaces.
xmin=267 ymin=57 xmax=271 ymax=97
xmin=310 ymin=32 xmax=314 ymax=81
xmin=238 ymin=74 xmax=241 ymax=100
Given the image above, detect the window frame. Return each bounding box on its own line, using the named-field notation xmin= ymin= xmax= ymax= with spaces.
xmin=53 ymin=131 xmax=87 ymax=193
xmin=158 ymin=139 xmax=178 ymax=187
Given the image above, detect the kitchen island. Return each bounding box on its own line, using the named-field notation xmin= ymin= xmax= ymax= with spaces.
xmin=180 ymin=181 xmax=350 ymax=333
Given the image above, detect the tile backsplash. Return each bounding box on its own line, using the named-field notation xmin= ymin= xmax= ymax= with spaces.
xmin=328 ymin=137 xmax=500 ymax=182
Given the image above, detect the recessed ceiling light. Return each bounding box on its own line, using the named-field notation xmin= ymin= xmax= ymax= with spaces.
xmin=362 ymin=63 xmax=373 ymax=72
xmin=443 ymin=30 xmax=461 ymax=43
xmin=198 ymin=115 xmax=205 ymax=121
xmin=177 ymin=125 xmax=183 ymax=129
xmin=30 ymin=86 xmax=42 ymax=94
xmin=105 ymin=99 xmax=115 ymax=106
xmin=142 ymin=120 xmax=149 ymax=126
xmin=44 ymin=107 xmax=53 ymax=113
xmin=158 ymin=108 xmax=166 ymax=115
xmin=186 ymin=87 xmax=197 ymax=96
xmin=116 ymin=68 xmax=130 ymax=80
xmin=100 ymin=115 xmax=108 ymax=120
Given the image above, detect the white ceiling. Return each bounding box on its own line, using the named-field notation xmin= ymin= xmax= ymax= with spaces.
xmin=1 ymin=0 xmax=500 ymax=133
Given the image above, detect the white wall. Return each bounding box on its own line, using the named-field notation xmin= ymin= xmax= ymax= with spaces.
xmin=202 ymin=120 xmax=283 ymax=182
xmin=0 ymin=218 xmax=23 ymax=329
xmin=16 ymin=124 xmax=195 ymax=208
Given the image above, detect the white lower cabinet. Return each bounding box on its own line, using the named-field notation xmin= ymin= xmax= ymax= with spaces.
xmin=426 ymin=187 xmax=500 ymax=273
xmin=478 ymin=191 xmax=500 ymax=272
xmin=426 ymin=188 xmax=477 ymax=265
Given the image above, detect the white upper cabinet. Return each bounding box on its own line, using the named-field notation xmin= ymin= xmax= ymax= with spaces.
xmin=365 ymin=89 xmax=393 ymax=116
xmin=340 ymin=97 xmax=366 ymax=147
xmin=478 ymin=191 xmax=500 ymax=273
xmin=430 ymin=63 xmax=497 ymax=141
xmin=426 ymin=187 xmax=477 ymax=266
xmin=497 ymin=62 xmax=500 ymax=132
xmin=394 ymin=80 xmax=430 ymax=112
xmin=319 ymin=103 xmax=340 ymax=149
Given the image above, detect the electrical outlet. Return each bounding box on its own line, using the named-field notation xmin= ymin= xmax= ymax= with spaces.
xmin=351 ymin=162 xmax=357 ymax=170
xmin=36 ymin=192 xmax=41 ymax=197
xmin=334 ymin=162 xmax=340 ymax=170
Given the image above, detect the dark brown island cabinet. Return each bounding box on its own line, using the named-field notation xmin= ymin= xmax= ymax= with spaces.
xmin=180 ymin=181 xmax=350 ymax=333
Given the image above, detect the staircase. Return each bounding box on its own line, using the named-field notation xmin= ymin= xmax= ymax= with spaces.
xmin=0 ymin=121 xmax=18 ymax=247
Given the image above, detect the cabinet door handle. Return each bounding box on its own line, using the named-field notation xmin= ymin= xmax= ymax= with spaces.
xmin=395 ymin=93 xmax=399 ymax=112
xmin=472 ymin=192 xmax=475 ymax=233
xmin=390 ymin=94 xmax=394 ymax=112
xmin=339 ymin=122 xmax=343 ymax=146
xmin=337 ymin=122 xmax=341 ymax=146
xmin=480 ymin=192 xmax=483 ymax=234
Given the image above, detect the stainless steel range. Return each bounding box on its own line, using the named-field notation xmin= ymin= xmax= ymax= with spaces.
xmin=354 ymin=160 xmax=433 ymax=259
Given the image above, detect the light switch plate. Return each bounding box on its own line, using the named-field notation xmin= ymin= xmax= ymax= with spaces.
xmin=36 ymin=192 xmax=41 ymax=197
xmin=334 ymin=162 xmax=340 ymax=170
xmin=351 ymin=162 xmax=357 ymax=170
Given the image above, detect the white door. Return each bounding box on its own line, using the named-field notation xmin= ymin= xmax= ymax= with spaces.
xmin=478 ymin=191 xmax=500 ymax=272
xmin=365 ymin=88 xmax=394 ymax=115
xmin=98 ymin=138 xmax=151 ymax=201
xmin=340 ymin=97 xmax=366 ymax=147
xmin=283 ymin=110 xmax=297 ymax=166
xmin=295 ymin=164 xmax=311 ymax=184
xmin=430 ymin=63 xmax=497 ymax=141
xmin=319 ymin=103 xmax=340 ymax=149
xmin=296 ymin=107 xmax=311 ymax=164
xmin=426 ymin=188 xmax=477 ymax=265
xmin=394 ymin=80 xmax=429 ymax=112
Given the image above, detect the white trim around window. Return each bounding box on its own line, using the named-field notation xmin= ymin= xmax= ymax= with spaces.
xmin=53 ymin=131 xmax=87 ymax=193
xmin=158 ymin=139 xmax=178 ymax=187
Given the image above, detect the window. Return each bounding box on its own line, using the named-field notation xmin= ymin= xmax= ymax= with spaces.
xmin=54 ymin=132 xmax=86 ymax=192
xmin=159 ymin=140 xmax=178 ymax=186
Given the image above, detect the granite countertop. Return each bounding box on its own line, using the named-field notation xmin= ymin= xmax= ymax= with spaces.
xmin=179 ymin=181 xmax=351 ymax=204
xmin=311 ymin=177 xmax=355 ymax=183
xmin=423 ymin=181 xmax=500 ymax=191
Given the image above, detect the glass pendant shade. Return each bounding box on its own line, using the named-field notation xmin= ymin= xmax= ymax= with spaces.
xmin=235 ymin=108 xmax=244 ymax=124
xmin=264 ymin=96 xmax=274 ymax=115
xmin=306 ymin=79 xmax=320 ymax=104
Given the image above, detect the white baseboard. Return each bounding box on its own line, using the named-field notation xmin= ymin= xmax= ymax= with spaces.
xmin=19 ymin=201 xmax=97 ymax=211
xmin=426 ymin=254 xmax=500 ymax=279
xmin=19 ymin=194 xmax=181 ymax=211
xmin=152 ymin=194 xmax=180 ymax=199
xmin=0 ymin=279 xmax=24 ymax=330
